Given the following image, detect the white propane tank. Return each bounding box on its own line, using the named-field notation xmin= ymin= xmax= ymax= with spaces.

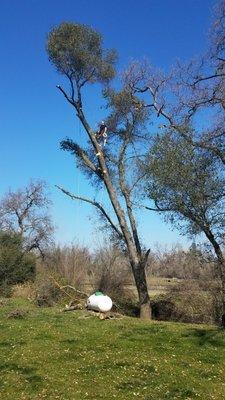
xmin=86 ymin=292 xmax=113 ymax=313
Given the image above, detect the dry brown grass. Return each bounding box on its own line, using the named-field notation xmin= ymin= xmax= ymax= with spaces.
xmin=11 ymin=282 xmax=36 ymax=300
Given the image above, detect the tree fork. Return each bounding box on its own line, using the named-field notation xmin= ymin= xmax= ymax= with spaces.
xmin=132 ymin=256 xmax=151 ymax=319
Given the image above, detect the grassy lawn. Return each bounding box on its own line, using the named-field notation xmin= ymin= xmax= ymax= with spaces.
xmin=0 ymin=298 xmax=225 ymax=399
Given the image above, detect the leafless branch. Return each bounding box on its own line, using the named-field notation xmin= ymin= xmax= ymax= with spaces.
xmin=56 ymin=85 xmax=76 ymax=107
xmin=56 ymin=185 xmax=123 ymax=240
xmin=192 ymin=73 xmax=225 ymax=86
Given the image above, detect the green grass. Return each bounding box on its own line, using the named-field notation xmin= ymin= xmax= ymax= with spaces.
xmin=0 ymin=298 xmax=225 ymax=399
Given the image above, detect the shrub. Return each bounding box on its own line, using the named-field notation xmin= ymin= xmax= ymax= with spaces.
xmin=0 ymin=281 xmax=12 ymax=298
xmin=34 ymin=275 xmax=63 ymax=307
xmin=12 ymin=281 xmax=36 ymax=300
xmin=7 ymin=309 xmax=27 ymax=319
xmin=152 ymin=280 xmax=215 ymax=324
xmin=0 ymin=231 xmax=36 ymax=289
xmin=40 ymin=244 xmax=92 ymax=290
xmin=208 ymin=279 xmax=225 ymax=326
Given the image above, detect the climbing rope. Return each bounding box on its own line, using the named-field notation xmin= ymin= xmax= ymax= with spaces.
xmin=75 ymin=118 xmax=82 ymax=223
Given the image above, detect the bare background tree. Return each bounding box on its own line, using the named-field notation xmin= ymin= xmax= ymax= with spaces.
xmin=123 ymin=0 xmax=225 ymax=165
xmin=0 ymin=180 xmax=54 ymax=257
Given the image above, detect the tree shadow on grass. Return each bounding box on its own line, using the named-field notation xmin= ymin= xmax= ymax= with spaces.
xmin=0 ymin=363 xmax=43 ymax=389
xmin=132 ymin=325 xmax=167 ymax=335
xmin=164 ymin=387 xmax=197 ymax=399
xmin=118 ymin=324 xmax=167 ymax=341
xmin=0 ymin=340 xmax=26 ymax=347
xmin=182 ymin=328 xmax=225 ymax=347
xmin=60 ymin=338 xmax=78 ymax=344
xmin=0 ymin=341 xmax=11 ymax=347
xmin=35 ymin=332 xmax=53 ymax=340
xmin=117 ymin=379 xmax=147 ymax=391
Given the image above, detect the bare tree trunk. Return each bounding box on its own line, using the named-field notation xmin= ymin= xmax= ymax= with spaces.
xmin=204 ymin=227 xmax=225 ymax=327
xmin=134 ymin=265 xmax=151 ymax=319
xmin=130 ymin=250 xmax=151 ymax=319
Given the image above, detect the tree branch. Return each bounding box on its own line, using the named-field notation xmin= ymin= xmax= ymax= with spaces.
xmin=118 ymin=138 xmax=142 ymax=257
xmin=56 ymin=185 xmax=123 ymax=240
xmin=56 ymin=85 xmax=76 ymax=107
xmin=135 ymin=84 xmax=225 ymax=165
xmin=60 ymin=139 xmax=101 ymax=175
xmin=130 ymin=172 xmax=147 ymax=192
xmin=68 ymin=75 xmax=75 ymax=104
xmin=140 ymin=248 xmax=150 ymax=270
xmin=140 ymin=203 xmax=171 ymax=212
xmin=192 ymin=73 xmax=225 ymax=86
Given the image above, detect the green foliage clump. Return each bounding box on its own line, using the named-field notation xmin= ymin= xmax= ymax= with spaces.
xmin=145 ymin=133 xmax=225 ymax=236
xmin=47 ymin=22 xmax=117 ymax=85
xmin=0 ymin=231 xmax=36 ymax=294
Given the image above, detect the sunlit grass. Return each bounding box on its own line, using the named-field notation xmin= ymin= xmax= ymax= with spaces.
xmin=0 ymin=298 xmax=225 ymax=399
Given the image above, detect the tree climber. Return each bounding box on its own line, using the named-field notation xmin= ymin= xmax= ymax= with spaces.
xmin=96 ymin=121 xmax=108 ymax=147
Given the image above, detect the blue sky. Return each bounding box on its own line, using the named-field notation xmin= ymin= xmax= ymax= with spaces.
xmin=0 ymin=0 xmax=216 ymax=249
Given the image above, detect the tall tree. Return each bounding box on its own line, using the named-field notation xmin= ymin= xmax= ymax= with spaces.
xmin=47 ymin=23 xmax=152 ymax=318
xmin=0 ymin=181 xmax=54 ymax=257
xmin=117 ymin=0 xmax=225 ymax=323
xmin=143 ymin=132 xmax=225 ymax=326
